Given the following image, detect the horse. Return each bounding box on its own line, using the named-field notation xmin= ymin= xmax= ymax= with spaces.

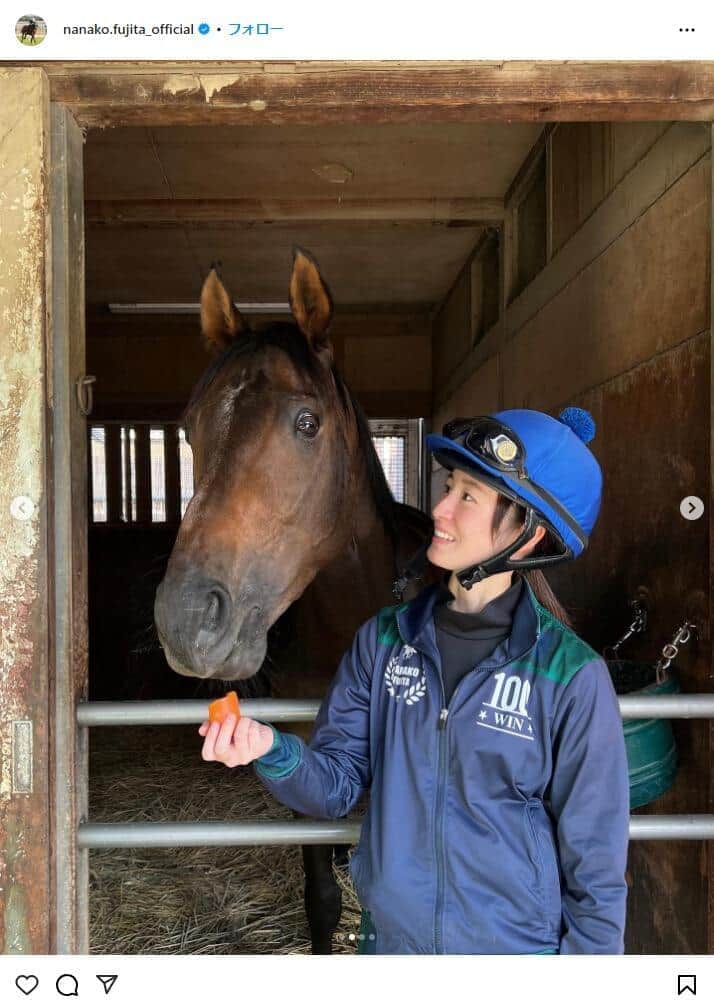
xmin=21 ymin=20 xmax=38 ymax=43
xmin=153 ymin=248 xmax=434 ymax=953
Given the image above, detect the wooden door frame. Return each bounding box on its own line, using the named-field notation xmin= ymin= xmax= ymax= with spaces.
xmin=0 ymin=69 xmax=87 ymax=955
xmin=2 ymin=61 xmax=714 ymax=125
xmin=49 ymin=103 xmax=88 ymax=955
xmin=0 ymin=67 xmax=54 ymax=956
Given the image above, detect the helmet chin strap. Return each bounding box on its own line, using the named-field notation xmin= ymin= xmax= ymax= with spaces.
xmin=455 ymin=506 xmax=570 ymax=590
xmin=392 ymin=505 xmax=573 ymax=601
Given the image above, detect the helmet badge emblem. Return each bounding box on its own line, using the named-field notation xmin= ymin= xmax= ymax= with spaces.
xmin=491 ymin=435 xmax=518 ymax=463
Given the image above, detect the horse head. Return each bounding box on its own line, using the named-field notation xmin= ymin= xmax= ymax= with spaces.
xmin=154 ymin=249 xmax=383 ymax=681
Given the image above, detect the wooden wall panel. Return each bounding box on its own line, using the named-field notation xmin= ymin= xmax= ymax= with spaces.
xmin=430 ymin=353 xmax=502 ymax=509
xmin=85 ymin=220 xmax=482 ymax=307
xmin=609 ymin=122 xmax=670 ymax=190
xmin=433 ymin=267 xmax=472 ymax=392
xmin=505 ymin=157 xmax=709 ymax=411
xmin=432 ymin=353 xmax=501 ymax=434
xmin=549 ymin=334 xmax=710 ymax=954
xmin=87 ymin=311 xmax=432 ymax=420
xmin=344 ymin=333 xmax=430 ymax=392
xmin=551 ymin=123 xmax=609 ymax=253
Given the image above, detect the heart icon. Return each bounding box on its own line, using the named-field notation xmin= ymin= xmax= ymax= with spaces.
xmin=15 ymin=975 xmax=39 ymax=995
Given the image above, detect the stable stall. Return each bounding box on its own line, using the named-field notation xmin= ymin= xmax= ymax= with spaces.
xmin=0 ymin=61 xmax=713 ymax=955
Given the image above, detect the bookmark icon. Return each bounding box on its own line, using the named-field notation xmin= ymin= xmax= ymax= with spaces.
xmin=96 ymin=975 xmax=118 ymax=995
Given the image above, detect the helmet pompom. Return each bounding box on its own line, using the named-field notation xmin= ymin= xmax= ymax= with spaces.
xmin=559 ymin=406 xmax=596 ymax=444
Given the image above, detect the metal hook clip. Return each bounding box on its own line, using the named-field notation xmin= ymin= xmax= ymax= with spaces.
xmin=654 ymin=621 xmax=697 ymax=684
xmin=75 ymin=374 xmax=96 ymax=417
xmin=603 ymin=598 xmax=648 ymax=660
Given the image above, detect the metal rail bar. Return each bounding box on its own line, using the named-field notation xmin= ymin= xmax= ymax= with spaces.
xmin=77 ymin=815 xmax=714 ymax=848
xmin=77 ymin=697 xmax=714 ymax=849
xmin=78 ymin=819 xmax=363 ymax=848
xmin=76 ymin=695 xmax=714 ymax=726
xmin=77 ymin=699 xmax=321 ymax=726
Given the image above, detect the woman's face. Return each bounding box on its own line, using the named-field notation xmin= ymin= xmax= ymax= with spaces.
xmin=428 ymin=467 xmax=521 ymax=572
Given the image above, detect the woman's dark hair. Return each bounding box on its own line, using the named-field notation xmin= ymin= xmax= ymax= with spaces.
xmin=492 ymin=494 xmax=572 ymax=628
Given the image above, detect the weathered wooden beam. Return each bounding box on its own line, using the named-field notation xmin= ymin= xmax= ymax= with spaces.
xmin=84 ymin=197 xmax=504 ymax=225
xmin=7 ymin=62 xmax=714 ymax=126
xmin=49 ymin=102 xmax=89 ymax=955
xmin=0 ymin=67 xmax=52 ymax=955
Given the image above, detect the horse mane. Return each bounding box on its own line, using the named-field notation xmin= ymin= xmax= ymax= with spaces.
xmin=180 ymin=322 xmax=399 ymax=544
xmin=335 ymin=372 xmax=399 ymax=546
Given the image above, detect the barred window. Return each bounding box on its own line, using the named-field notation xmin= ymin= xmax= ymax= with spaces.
xmin=369 ymin=419 xmax=423 ymax=509
xmin=89 ymin=418 xmax=424 ymax=525
xmin=90 ymin=427 xmax=107 ymax=522
xmin=178 ymin=427 xmax=194 ymax=518
xmin=371 ymin=435 xmax=406 ymax=503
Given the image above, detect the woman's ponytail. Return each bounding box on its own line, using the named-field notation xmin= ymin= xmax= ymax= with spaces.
xmin=492 ymin=495 xmax=573 ymax=628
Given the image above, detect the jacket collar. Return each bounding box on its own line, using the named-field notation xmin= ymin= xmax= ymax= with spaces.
xmin=396 ymin=575 xmax=542 ymax=669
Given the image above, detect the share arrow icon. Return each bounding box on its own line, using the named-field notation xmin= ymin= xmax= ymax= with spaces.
xmin=96 ymin=975 xmax=118 ymax=995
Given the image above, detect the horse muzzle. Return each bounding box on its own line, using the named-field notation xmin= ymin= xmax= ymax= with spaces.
xmin=153 ymin=572 xmax=268 ymax=680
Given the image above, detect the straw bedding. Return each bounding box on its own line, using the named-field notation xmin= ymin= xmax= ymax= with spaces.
xmin=88 ymin=724 xmax=365 ymax=955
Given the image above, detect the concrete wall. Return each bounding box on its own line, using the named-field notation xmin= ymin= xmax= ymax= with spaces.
xmin=430 ymin=122 xmax=712 ymax=954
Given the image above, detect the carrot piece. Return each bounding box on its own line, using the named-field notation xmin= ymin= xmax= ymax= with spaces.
xmin=208 ymin=690 xmax=241 ymax=724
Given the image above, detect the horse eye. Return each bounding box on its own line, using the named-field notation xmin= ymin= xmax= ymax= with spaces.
xmin=295 ymin=411 xmax=320 ymax=439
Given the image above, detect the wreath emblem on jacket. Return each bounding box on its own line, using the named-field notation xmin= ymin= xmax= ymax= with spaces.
xmin=384 ymin=645 xmax=427 ymax=705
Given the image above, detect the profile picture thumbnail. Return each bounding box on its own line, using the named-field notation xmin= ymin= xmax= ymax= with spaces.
xmin=16 ymin=14 xmax=47 ymax=46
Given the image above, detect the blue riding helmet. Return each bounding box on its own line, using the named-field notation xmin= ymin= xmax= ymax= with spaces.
xmin=424 ymin=407 xmax=602 ymax=589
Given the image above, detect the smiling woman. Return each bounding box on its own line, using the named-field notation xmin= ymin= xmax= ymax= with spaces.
xmin=430 ymin=468 xmax=572 ymax=624
xmin=238 ymin=405 xmax=631 ymax=955
xmin=428 ymin=468 xmax=547 ymax=612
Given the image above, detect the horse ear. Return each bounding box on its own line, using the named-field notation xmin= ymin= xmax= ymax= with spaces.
xmin=289 ymin=247 xmax=334 ymax=360
xmin=200 ymin=265 xmax=248 ymax=355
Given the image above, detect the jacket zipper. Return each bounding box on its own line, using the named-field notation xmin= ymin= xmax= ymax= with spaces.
xmin=431 ymin=634 xmax=540 ymax=956
xmin=434 ymin=664 xmax=448 ymax=955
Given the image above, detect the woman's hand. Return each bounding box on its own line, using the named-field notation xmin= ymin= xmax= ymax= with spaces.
xmin=198 ymin=714 xmax=274 ymax=767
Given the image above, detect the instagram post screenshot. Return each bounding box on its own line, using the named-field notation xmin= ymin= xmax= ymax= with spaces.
xmin=1 ymin=1 xmax=714 ymax=1003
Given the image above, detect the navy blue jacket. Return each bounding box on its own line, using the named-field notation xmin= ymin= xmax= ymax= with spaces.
xmin=254 ymin=579 xmax=630 ymax=954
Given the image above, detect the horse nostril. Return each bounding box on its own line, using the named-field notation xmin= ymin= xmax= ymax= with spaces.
xmin=191 ymin=583 xmax=234 ymax=665
xmin=204 ymin=591 xmax=221 ymax=632
xmin=248 ymin=605 xmax=263 ymax=644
